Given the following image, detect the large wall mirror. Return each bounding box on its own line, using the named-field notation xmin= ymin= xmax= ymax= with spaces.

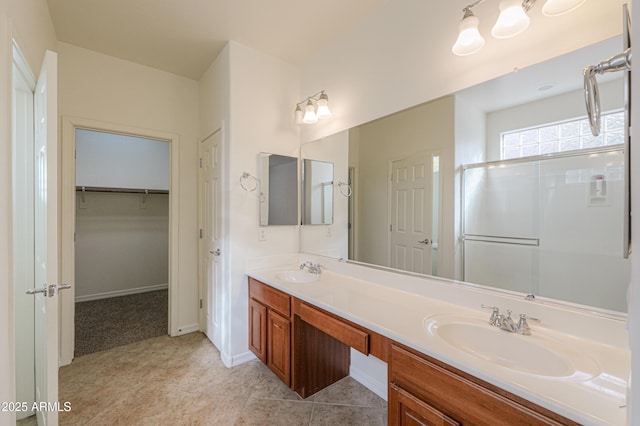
xmin=300 ymin=35 xmax=630 ymax=315
xmin=259 ymin=153 xmax=298 ymax=226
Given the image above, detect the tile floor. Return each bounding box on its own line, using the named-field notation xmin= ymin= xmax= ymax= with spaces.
xmin=55 ymin=332 xmax=387 ymax=425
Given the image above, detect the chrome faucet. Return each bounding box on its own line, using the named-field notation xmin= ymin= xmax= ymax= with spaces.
xmin=499 ymin=310 xmax=517 ymax=333
xmin=481 ymin=305 xmax=539 ymax=335
xmin=482 ymin=305 xmax=501 ymax=327
xmin=300 ymin=261 xmax=323 ymax=275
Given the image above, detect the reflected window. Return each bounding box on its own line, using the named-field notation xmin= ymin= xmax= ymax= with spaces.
xmin=501 ymin=110 xmax=624 ymax=160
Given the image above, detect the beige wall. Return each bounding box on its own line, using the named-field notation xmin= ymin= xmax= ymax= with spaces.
xmin=299 ymin=0 xmax=626 ymax=144
xmin=0 ymin=14 xmax=14 ymax=424
xmin=226 ymin=41 xmax=301 ymax=361
xmin=57 ymin=42 xmax=200 ymax=336
xmin=353 ymin=96 xmax=455 ymax=273
xmin=3 ymin=0 xmax=56 ymax=77
xmin=199 ymin=41 xmax=302 ymax=365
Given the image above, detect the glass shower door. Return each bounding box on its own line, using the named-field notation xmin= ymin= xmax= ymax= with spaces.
xmin=463 ymin=149 xmax=629 ymax=311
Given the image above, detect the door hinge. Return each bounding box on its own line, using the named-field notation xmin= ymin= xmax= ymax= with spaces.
xmin=390 ymin=224 xmax=392 ymax=231
xmin=199 ymin=228 xmax=204 ymax=239
xmin=199 ymin=158 xmax=203 ymax=168
xmin=199 ymin=299 xmax=203 ymax=309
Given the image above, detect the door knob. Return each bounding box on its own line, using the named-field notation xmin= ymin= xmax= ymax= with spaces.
xmin=417 ymin=239 xmax=431 ymax=245
xmin=210 ymin=248 xmax=221 ymax=256
xmin=26 ymin=285 xmax=47 ymax=295
xmin=26 ymin=283 xmax=72 ymax=297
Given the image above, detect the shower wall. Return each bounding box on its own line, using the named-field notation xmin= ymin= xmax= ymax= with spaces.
xmin=463 ymin=149 xmax=629 ymax=312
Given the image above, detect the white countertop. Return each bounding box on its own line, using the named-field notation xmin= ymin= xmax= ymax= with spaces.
xmin=247 ymin=260 xmax=630 ymax=426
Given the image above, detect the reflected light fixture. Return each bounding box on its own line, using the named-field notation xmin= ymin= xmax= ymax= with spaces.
xmin=294 ymin=90 xmax=332 ymax=125
xmin=452 ymin=0 xmax=587 ymax=56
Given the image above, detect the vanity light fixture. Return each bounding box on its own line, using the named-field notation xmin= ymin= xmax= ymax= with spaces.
xmin=452 ymin=0 xmax=587 ymax=56
xmin=294 ymin=90 xmax=332 ymax=124
xmin=492 ymin=0 xmax=531 ymax=39
xmin=452 ymin=8 xmax=485 ymax=56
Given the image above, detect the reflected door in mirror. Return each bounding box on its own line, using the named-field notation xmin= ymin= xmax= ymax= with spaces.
xmin=390 ymin=153 xmax=433 ymax=275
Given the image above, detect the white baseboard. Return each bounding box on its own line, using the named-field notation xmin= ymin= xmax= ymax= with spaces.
xmin=218 ymin=350 xmax=257 ymax=368
xmin=175 ymin=323 xmax=200 ymax=336
xmin=350 ymin=349 xmax=388 ymax=401
xmin=74 ymin=283 xmax=168 ymax=303
xmin=231 ymin=350 xmax=257 ymax=366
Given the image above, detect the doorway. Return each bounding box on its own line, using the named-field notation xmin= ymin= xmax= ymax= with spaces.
xmin=73 ymin=129 xmax=170 ymax=356
xmin=59 ymin=118 xmax=180 ymax=364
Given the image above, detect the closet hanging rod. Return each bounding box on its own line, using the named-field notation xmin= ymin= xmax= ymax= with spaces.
xmin=75 ymin=186 xmax=169 ymax=195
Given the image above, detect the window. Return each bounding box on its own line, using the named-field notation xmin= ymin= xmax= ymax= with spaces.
xmin=500 ymin=110 xmax=624 ymax=160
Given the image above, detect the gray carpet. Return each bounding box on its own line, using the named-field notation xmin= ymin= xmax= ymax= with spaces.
xmin=74 ymin=289 xmax=168 ymax=357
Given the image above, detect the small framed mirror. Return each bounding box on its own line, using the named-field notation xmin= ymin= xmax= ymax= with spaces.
xmin=259 ymin=153 xmax=298 ymax=226
xmin=302 ymin=159 xmax=334 ymax=225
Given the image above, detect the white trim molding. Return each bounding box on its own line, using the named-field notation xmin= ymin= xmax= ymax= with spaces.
xmin=74 ymin=283 xmax=169 ymax=303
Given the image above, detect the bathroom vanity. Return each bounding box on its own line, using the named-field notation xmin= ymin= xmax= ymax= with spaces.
xmin=247 ymin=258 xmax=629 ymax=425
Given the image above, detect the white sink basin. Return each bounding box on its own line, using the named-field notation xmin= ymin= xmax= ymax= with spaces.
xmin=423 ymin=314 xmax=599 ymax=378
xmin=276 ymin=270 xmax=319 ymax=284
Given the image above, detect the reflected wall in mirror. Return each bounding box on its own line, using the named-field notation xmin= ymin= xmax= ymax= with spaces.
xmin=302 ymin=159 xmax=334 ymax=225
xmin=258 ymin=153 xmax=298 ymax=226
xmin=300 ymin=131 xmax=349 ymax=257
xmin=300 ymin=36 xmax=629 ymax=314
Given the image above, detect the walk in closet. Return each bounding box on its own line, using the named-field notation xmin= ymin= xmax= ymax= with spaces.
xmin=74 ymin=129 xmax=170 ymax=356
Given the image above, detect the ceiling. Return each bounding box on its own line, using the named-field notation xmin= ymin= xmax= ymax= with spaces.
xmin=46 ymin=0 xmax=387 ymax=80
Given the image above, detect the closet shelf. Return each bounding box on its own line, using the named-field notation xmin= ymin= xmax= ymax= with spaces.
xmin=75 ymin=186 xmax=169 ymax=195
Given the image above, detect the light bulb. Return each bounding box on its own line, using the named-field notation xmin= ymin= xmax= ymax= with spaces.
xmin=492 ymin=0 xmax=530 ymax=39
xmin=542 ymin=0 xmax=586 ymax=16
xmin=452 ymin=12 xmax=485 ymax=56
xmin=302 ymin=100 xmax=318 ymax=124
xmin=316 ymin=93 xmax=332 ymax=119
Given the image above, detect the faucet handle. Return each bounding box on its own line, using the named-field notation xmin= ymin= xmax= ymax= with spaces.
xmin=480 ymin=304 xmax=499 ymax=311
xmin=516 ymin=313 xmax=540 ymax=335
xmin=518 ymin=313 xmax=540 ymax=322
xmin=481 ymin=304 xmax=500 ymax=326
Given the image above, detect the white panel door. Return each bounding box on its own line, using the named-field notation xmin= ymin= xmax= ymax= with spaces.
xmin=199 ymin=130 xmax=222 ymax=349
xmin=389 ymin=153 xmax=432 ymax=274
xmin=13 ymin=51 xmax=36 ymax=421
xmin=32 ymin=50 xmax=61 ymax=426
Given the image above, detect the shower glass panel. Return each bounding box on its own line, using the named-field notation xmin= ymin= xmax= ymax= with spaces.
xmin=463 ymin=148 xmax=629 ymax=312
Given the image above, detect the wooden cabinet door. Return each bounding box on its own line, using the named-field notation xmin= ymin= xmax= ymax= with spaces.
xmin=249 ymin=298 xmax=267 ymax=363
xmin=390 ymin=384 xmax=460 ymax=426
xmin=267 ymin=309 xmax=291 ymax=386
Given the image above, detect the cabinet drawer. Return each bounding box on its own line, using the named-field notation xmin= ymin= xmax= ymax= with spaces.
xmin=298 ymin=302 xmax=369 ymax=354
xmin=389 ymin=383 xmax=460 ymax=426
xmin=249 ymin=278 xmax=290 ymax=317
xmin=390 ymin=345 xmax=571 ymax=426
